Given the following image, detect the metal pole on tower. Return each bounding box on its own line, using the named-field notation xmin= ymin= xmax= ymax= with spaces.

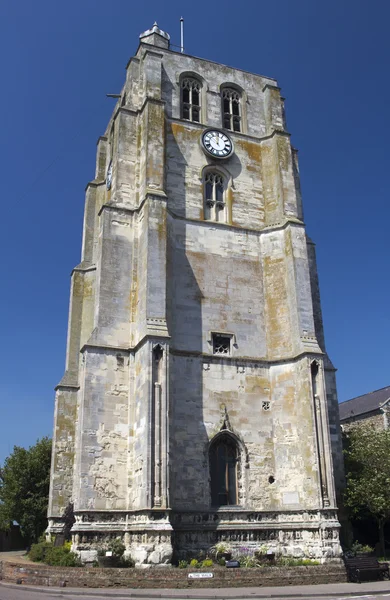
xmin=180 ymin=17 xmax=184 ymax=53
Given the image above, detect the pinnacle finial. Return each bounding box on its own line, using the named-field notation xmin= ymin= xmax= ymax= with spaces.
xmin=139 ymin=22 xmax=170 ymax=42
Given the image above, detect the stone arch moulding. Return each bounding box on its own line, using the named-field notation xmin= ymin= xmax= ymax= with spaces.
xmin=177 ymin=70 xmax=209 ymax=90
xmin=207 ymin=426 xmax=249 ymax=508
xmin=219 ymin=82 xmax=248 ymax=134
xmin=209 ymin=427 xmax=249 ymax=466
xmin=201 ymin=164 xmax=233 ymax=224
xmin=199 ymin=163 xmax=233 ymax=184
xmin=177 ymin=71 xmax=208 ymax=124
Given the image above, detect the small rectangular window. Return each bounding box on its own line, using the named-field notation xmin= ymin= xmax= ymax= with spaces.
xmin=212 ymin=333 xmax=232 ymax=355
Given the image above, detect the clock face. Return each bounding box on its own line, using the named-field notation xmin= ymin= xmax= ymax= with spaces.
xmin=201 ymin=130 xmax=233 ymax=158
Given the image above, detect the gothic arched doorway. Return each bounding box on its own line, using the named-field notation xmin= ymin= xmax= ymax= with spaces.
xmin=209 ymin=434 xmax=238 ymax=506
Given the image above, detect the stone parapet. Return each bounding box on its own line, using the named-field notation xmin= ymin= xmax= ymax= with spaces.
xmin=49 ymin=508 xmax=341 ymax=565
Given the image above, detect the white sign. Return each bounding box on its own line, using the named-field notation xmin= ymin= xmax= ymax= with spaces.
xmin=188 ymin=572 xmax=214 ymax=579
xmin=105 ymin=551 xmax=113 ymax=557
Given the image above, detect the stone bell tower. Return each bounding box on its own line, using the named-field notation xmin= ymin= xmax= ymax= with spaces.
xmin=47 ymin=23 xmax=344 ymax=564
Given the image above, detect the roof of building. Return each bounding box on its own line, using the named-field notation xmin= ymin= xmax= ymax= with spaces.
xmin=339 ymin=385 xmax=390 ymax=421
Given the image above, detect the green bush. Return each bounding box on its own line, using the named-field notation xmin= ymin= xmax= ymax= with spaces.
xmin=239 ymin=556 xmax=259 ymax=567
xmin=29 ymin=540 xmax=81 ymax=567
xmin=29 ymin=541 xmax=52 ymax=562
xmin=350 ymin=541 xmax=374 ymax=556
xmin=201 ymin=558 xmax=213 ymax=568
xmin=178 ymin=560 xmax=188 ymax=568
xmin=108 ymin=538 xmax=126 ymax=557
xmin=190 ymin=558 xmax=200 ymax=568
xmin=45 ymin=546 xmax=81 ymax=567
xmin=218 ymin=557 xmax=226 ymax=566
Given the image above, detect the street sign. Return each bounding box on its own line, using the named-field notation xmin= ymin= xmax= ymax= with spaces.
xmin=188 ymin=572 xmax=214 ymax=579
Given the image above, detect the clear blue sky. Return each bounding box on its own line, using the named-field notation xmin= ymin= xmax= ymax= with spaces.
xmin=0 ymin=0 xmax=389 ymax=464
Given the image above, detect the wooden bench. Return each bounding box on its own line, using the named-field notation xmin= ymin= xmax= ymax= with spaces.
xmin=344 ymin=556 xmax=390 ymax=583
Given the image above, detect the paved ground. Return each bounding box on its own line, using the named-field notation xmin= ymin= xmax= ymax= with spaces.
xmin=1 ymin=552 xmax=390 ymax=600
xmin=1 ymin=580 xmax=390 ymax=600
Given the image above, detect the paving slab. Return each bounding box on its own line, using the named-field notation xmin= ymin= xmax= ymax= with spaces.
xmin=1 ymin=579 xmax=390 ymax=598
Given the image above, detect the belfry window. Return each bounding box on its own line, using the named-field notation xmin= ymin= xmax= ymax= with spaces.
xmin=210 ymin=435 xmax=238 ymax=506
xmin=204 ymin=172 xmax=226 ymax=222
xmin=212 ymin=333 xmax=231 ymax=355
xmin=222 ymin=88 xmax=241 ymax=132
xmin=181 ymin=77 xmax=201 ymax=122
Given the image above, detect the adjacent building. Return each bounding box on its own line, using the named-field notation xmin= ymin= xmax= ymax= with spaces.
xmin=339 ymin=385 xmax=390 ymax=431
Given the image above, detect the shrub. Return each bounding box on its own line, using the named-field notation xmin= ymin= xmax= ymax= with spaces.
xmin=44 ymin=545 xmax=81 ymax=567
xmin=350 ymin=541 xmax=374 ymax=556
xmin=29 ymin=540 xmax=81 ymax=567
xmin=190 ymin=558 xmax=200 ymax=568
xmin=178 ymin=560 xmax=188 ymax=568
xmin=201 ymin=558 xmax=213 ymax=568
xmin=254 ymin=545 xmax=269 ymax=559
xmin=233 ymin=546 xmax=260 ymax=567
xmin=238 ymin=556 xmax=258 ymax=568
xmin=108 ymin=538 xmax=126 ymax=557
xmin=218 ymin=557 xmax=226 ymax=566
xmin=119 ymin=556 xmax=135 ymax=568
xmin=209 ymin=542 xmax=232 ymax=559
xmin=29 ymin=541 xmax=52 ymax=563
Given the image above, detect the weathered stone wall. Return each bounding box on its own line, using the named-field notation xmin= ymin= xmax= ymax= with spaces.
xmin=342 ymin=410 xmax=387 ymax=432
xmin=73 ymin=349 xmax=129 ymax=511
xmin=47 ymin=30 xmax=343 ymax=563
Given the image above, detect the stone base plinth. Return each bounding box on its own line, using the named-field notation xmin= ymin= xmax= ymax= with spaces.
xmin=172 ymin=508 xmax=342 ymax=562
xmin=47 ymin=508 xmax=341 ymax=565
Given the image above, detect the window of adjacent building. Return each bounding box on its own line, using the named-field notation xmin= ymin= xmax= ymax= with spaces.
xmin=204 ymin=172 xmax=226 ymax=222
xmin=212 ymin=333 xmax=231 ymax=355
xmin=181 ymin=77 xmax=201 ymax=122
xmin=210 ymin=435 xmax=238 ymax=506
xmin=222 ymin=88 xmax=241 ymax=132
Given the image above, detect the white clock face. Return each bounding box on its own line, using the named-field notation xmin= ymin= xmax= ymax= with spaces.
xmin=201 ymin=130 xmax=233 ymax=158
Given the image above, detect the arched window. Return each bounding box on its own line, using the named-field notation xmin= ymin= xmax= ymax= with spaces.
xmin=210 ymin=434 xmax=238 ymax=506
xmin=181 ymin=77 xmax=201 ymax=122
xmin=204 ymin=171 xmax=226 ymax=222
xmin=222 ymin=87 xmax=241 ymax=132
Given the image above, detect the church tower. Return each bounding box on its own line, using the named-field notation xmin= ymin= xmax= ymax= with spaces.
xmin=47 ymin=23 xmax=343 ymax=564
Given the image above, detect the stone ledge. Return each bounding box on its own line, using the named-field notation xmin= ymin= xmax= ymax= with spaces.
xmin=0 ymin=558 xmax=347 ymax=589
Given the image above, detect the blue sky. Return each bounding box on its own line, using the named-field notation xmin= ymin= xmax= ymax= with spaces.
xmin=0 ymin=0 xmax=389 ymax=463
